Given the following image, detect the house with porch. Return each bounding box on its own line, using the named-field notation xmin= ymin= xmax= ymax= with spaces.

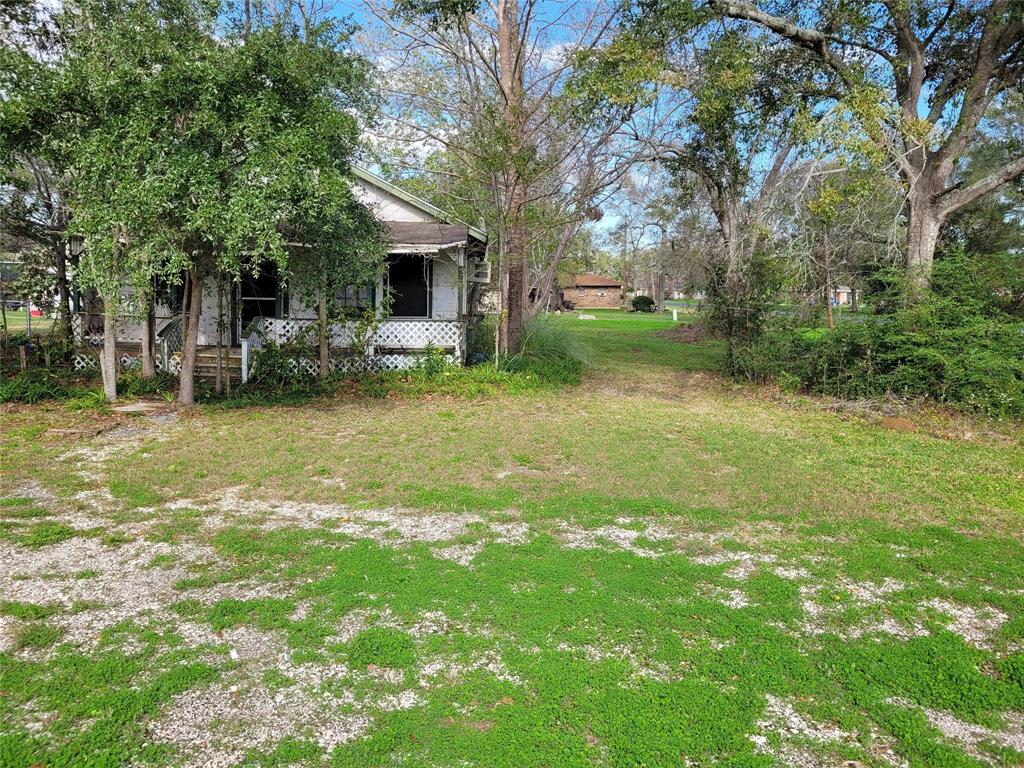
xmin=71 ymin=168 xmax=490 ymax=378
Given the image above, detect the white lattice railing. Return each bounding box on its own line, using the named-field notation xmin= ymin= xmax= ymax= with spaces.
xmin=241 ymin=316 xmax=465 ymax=382
xmin=72 ymin=351 xmax=181 ymax=374
xmin=252 ymin=317 xmax=464 ymax=353
xmin=71 ymin=312 xmax=180 ymax=348
xmin=72 ymin=313 xmax=145 ymax=346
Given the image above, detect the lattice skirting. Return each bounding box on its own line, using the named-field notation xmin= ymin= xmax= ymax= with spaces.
xmin=279 ymin=353 xmax=457 ymax=376
xmin=258 ymin=317 xmax=464 ymax=354
xmin=73 ymin=352 xmax=180 ymax=374
xmin=71 ymin=350 xmax=442 ymax=376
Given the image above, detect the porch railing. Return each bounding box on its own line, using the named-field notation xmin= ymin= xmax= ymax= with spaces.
xmin=70 ymin=312 xmax=182 ymax=373
xmin=240 ymin=316 xmax=465 ymax=382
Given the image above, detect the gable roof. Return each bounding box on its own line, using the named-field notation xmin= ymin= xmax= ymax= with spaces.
xmin=566 ymin=273 xmax=623 ymax=288
xmin=352 ymin=166 xmax=487 ymax=243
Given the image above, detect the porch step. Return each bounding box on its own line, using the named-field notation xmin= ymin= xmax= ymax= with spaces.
xmin=193 ymin=348 xmax=242 ymax=381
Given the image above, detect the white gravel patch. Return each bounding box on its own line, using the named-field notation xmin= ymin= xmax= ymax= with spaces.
xmin=0 ymin=615 xmax=20 ymax=653
xmin=150 ymin=677 xmax=370 ymax=768
xmin=923 ymin=599 xmax=1009 ymax=649
xmin=691 ymin=550 xmax=777 ymax=580
xmin=890 ymin=697 xmax=1024 ymax=764
xmin=0 ymin=538 xmax=216 ymax=650
xmin=3 ymin=480 xmax=57 ymax=503
xmin=718 ymin=588 xmax=751 ymax=609
xmin=797 ymin=578 xmax=924 ymax=640
xmin=554 ymin=641 xmax=673 ymax=682
xmin=751 ymin=694 xmax=908 ymax=768
xmin=558 ymin=519 xmax=675 ymax=558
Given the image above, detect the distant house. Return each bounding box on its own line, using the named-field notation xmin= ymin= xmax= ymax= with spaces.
xmin=562 ymin=274 xmax=623 ymax=309
xmin=832 ymin=285 xmax=853 ymax=306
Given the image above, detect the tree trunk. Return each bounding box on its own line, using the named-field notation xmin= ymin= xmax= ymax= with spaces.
xmin=823 ymin=234 xmax=834 ymax=331
xmin=177 ymin=269 xmax=203 ymax=406
xmin=100 ymin=304 xmax=117 ymax=402
xmin=141 ymin=295 xmax=156 ymax=378
xmin=180 ymin=270 xmax=192 ymax=343
xmin=505 ymin=206 xmax=527 ymax=353
xmin=215 ymin=283 xmax=223 ymax=394
xmin=318 ymin=284 xmax=329 ymax=379
xmin=905 ymin=192 xmax=943 ymax=293
xmin=497 ymin=0 xmax=527 ymax=355
xmin=53 ymin=238 xmax=72 ymax=344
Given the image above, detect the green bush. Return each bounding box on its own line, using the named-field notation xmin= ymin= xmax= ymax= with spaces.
xmin=120 ymin=371 xmax=177 ymax=398
xmin=632 ymin=295 xmax=656 ymax=313
xmin=467 ymin=314 xmax=497 ymax=358
xmin=413 ymin=343 xmax=454 ymax=379
xmin=0 ymin=368 xmax=178 ymax=406
xmin=731 ymin=287 xmax=1024 ymax=418
xmin=246 ymin=341 xmax=309 ymax=391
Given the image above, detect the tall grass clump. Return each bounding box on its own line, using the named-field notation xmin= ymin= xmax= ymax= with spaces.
xmin=502 ymin=316 xmax=591 ymax=385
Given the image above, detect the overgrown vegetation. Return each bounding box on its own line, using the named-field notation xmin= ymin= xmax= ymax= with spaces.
xmin=731 ymin=254 xmax=1024 ymax=418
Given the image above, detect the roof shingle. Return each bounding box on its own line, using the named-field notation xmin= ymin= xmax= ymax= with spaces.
xmin=565 ymin=273 xmax=623 ymax=288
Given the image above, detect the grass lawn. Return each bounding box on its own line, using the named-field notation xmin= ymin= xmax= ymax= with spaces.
xmin=2 ymin=313 xmax=55 ymax=336
xmin=2 ymin=310 xmax=1023 ymax=767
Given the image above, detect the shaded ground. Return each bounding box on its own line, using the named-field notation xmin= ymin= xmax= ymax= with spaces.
xmin=1 ymin=311 xmax=1023 ymax=767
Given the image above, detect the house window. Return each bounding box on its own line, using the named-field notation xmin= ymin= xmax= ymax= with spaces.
xmin=387 ymin=254 xmax=431 ymax=317
xmin=337 ymin=283 xmax=374 ymax=311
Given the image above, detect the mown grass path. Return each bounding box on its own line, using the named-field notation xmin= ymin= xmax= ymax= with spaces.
xmin=2 ymin=311 xmax=1023 ymax=767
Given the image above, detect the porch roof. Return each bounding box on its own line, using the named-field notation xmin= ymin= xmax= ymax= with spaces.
xmin=386 ymin=221 xmax=484 ymax=252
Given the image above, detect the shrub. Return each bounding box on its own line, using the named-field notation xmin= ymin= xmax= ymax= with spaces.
xmin=413 ymin=343 xmax=454 ymax=379
xmin=731 ymin=296 xmax=1024 ymax=418
xmin=245 ymin=341 xmax=309 ymax=392
xmin=632 ymin=295 xmax=656 ymax=313
xmin=120 ymin=371 xmax=177 ymax=398
xmin=467 ymin=314 xmax=497 ymax=359
xmin=0 ymin=368 xmax=178 ymax=406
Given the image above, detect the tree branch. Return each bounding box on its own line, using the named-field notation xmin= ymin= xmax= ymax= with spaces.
xmin=936 ymin=155 xmax=1024 ymax=217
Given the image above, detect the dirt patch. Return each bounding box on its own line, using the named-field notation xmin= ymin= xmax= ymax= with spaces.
xmin=0 ymin=538 xmax=217 ymax=651
xmin=656 ymin=322 xmax=713 ymax=344
xmin=890 ymin=697 xmax=1024 ymax=763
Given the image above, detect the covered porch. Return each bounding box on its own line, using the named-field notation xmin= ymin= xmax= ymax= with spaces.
xmin=69 ymin=222 xmax=487 ymax=378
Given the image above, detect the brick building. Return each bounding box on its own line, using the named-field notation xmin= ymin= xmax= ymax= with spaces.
xmin=561 ymin=274 xmax=623 ymax=309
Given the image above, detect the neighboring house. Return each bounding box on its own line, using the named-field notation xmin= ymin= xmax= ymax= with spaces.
xmin=71 ymin=167 xmax=489 ymax=377
xmin=832 ymin=285 xmax=853 ymax=306
xmin=562 ymin=274 xmax=623 ymax=309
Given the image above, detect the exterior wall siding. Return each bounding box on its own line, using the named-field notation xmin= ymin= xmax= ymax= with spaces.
xmin=564 ymin=287 xmax=621 ymax=308
xmin=352 ymin=181 xmax=432 ymax=223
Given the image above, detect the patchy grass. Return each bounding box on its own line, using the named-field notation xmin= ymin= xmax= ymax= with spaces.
xmin=1 ymin=310 xmax=1022 ymax=767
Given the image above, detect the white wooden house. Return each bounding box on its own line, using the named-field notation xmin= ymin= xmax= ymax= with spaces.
xmin=71 ymin=168 xmax=489 ymax=377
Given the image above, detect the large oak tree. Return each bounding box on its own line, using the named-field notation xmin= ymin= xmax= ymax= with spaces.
xmin=706 ymin=0 xmax=1024 ymax=289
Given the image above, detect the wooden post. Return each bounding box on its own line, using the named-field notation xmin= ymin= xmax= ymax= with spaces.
xmin=19 ymin=346 xmax=27 ymax=371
